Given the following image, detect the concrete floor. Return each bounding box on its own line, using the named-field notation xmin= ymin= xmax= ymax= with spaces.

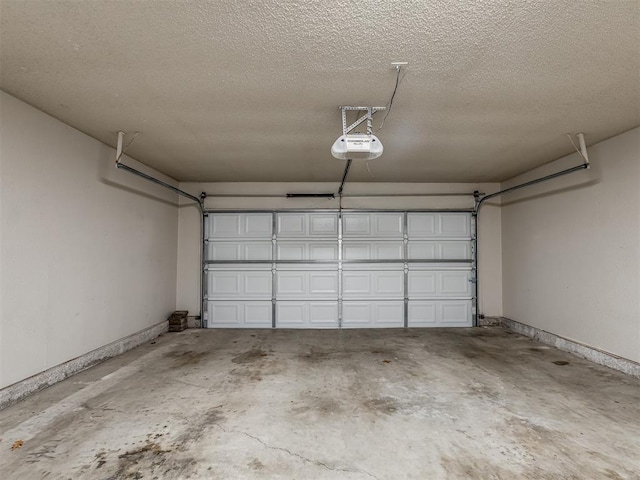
xmin=1 ymin=328 xmax=639 ymax=480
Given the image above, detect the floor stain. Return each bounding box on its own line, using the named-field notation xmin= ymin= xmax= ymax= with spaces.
xmin=466 ymin=384 xmax=500 ymax=402
xmin=371 ymin=349 xmax=394 ymax=356
xmin=175 ymin=407 xmax=226 ymax=444
xmin=248 ymin=458 xmax=265 ymax=470
xmin=232 ymin=349 xmax=269 ymax=364
xmin=298 ymin=349 xmax=332 ymax=363
xmin=95 ymin=451 xmax=107 ymax=469
xmin=166 ymin=350 xmax=208 ymax=367
xmin=363 ymin=397 xmax=399 ymax=415
xmin=230 ymin=367 xmax=263 ymax=382
xmin=102 ymin=440 xmax=200 ymax=479
xmin=118 ymin=441 xmax=170 ymax=458
xmin=603 ymin=468 xmax=624 ymax=479
xmin=553 ymin=360 xmax=570 ymax=366
xmin=290 ymin=394 xmax=343 ymax=417
xmin=107 ymin=441 xmax=172 ymax=479
xmin=439 ymin=453 xmax=555 ymax=480
xmin=25 ymin=442 xmax=58 ymax=464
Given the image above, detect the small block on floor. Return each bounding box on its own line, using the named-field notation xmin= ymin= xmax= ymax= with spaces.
xmin=168 ymin=310 xmax=189 ymax=332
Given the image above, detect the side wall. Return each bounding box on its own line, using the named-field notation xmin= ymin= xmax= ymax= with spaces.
xmin=176 ymin=182 xmax=503 ymax=320
xmin=0 ymin=92 xmax=179 ymax=389
xmin=502 ymin=127 xmax=640 ymax=363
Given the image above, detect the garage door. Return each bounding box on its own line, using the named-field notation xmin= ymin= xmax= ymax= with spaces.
xmin=203 ymin=211 xmax=474 ymax=328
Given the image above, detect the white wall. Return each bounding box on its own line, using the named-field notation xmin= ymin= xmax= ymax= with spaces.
xmin=0 ymin=92 xmax=179 ymax=389
xmin=502 ymin=127 xmax=640 ymax=363
xmin=176 ymin=182 xmax=503 ymax=320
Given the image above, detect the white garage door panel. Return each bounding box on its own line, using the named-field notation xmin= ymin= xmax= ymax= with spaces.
xmin=207 ymin=270 xmax=272 ymax=299
xmin=343 ymin=241 xmax=404 ymax=260
xmin=208 ymin=301 xmax=272 ymax=328
xmin=408 ymin=300 xmax=472 ymax=327
xmin=407 ymin=213 xmax=436 ymax=236
xmin=441 ymin=272 xmax=472 ymax=296
xmin=277 ymin=241 xmax=338 ymax=260
xmin=209 ymin=213 xmax=272 ymax=238
xmin=407 ymin=241 xmax=471 ymax=260
xmin=408 ymin=270 xmax=472 ymax=298
xmin=277 ymin=213 xmax=338 ymax=237
xmin=276 ymin=270 xmax=338 ymax=299
xmin=276 ymin=214 xmax=305 ymax=236
xmin=440 ymin=213 xmax=470 ymax=237
xmin=209 ymin=214 xmax=241 ymax=238
xmin=342 ymin=270 xmax=404 ymax=299
xmin=276 ymin=302 xmax=339 ymax=328
xmin=208 ymin=241 xmax=272 ymax=261
xmin=342 ymin=213 xmax=404 ymax=238
xmin=407 ymin=212 xmax=470 ymax=238
xmin=342 ymin=301 xmax=404 ymax=328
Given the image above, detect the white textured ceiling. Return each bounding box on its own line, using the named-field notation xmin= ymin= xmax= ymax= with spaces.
xmin=1 ymin=1 xmax=639 ymax=182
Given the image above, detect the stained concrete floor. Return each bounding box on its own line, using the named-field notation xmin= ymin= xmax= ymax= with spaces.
xmin=1 ymin=328 xmax=639 ymax=480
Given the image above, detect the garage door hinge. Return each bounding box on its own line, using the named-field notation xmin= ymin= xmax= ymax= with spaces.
xmin=469 ymin=278 xmax=477 ymax=283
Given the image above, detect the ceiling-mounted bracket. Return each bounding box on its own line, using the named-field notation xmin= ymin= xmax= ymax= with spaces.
xmin=576 ymin=133 xmax=590 ymax=167
xmin=115 ymin=130 xmax=141 ymax=164
xmin=565 ymin=132 xmax=590 ymax=167
xmin=340 ymin=106 xmax=386 ymax=135
xmin=116 ymin=130 xmax=125 ymax=163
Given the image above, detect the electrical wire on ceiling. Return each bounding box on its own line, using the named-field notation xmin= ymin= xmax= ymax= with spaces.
xmin=366 ymin=160 xmax=376 ymax=178
xmin=376 ymin=65 xmax=405 ymax=133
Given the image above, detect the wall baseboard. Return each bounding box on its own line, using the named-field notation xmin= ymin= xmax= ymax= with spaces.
xmin=0 ymin=321 xmax=168 ymax=410
xmin=499 ymin=317 xmax=640 ymax=379
xmin=477 ymin=316 xmax=502 ymax=326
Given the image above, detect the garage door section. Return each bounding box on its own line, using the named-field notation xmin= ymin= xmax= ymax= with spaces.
xmin=275 ymin=213 xmax=339 ymax=328
xmin=407 ymin=213 xmax=473 ymax=327
xmin=204 ymin=211 xmax=474 ymax=328
xmin=342 ymin=213 xmax=405 ymax=328
xmin=205 ymin=213 xmax=273 ymax=328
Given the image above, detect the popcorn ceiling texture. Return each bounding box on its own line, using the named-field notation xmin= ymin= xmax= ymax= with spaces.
xmin=1 ymin=0 xmax=638 ymax=182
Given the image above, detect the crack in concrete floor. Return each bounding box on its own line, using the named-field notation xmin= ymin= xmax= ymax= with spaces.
xmin=216 ymin=423 xmax=381 ymax=480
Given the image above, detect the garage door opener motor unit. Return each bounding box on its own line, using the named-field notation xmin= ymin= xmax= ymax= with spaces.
xmin=331 ymin=106 xmax=385 ymax=161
